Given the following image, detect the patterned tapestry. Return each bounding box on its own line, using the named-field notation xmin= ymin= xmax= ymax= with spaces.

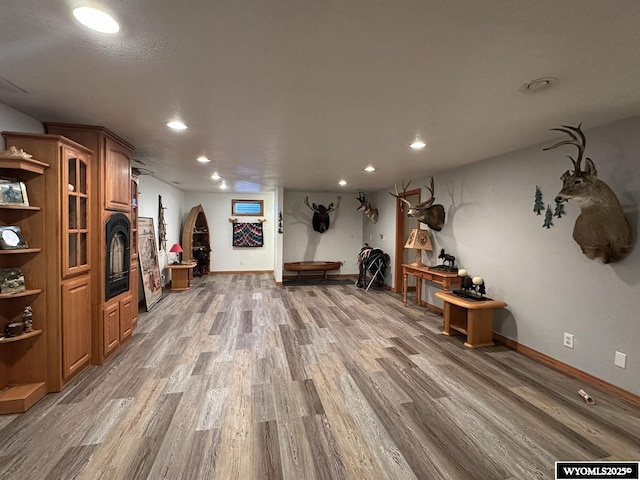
xmin=233 ymin=222 xmax=264 ymax=247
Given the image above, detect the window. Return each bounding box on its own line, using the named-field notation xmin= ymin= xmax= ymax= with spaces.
xmin=232 ymin=199 xmax=263 ymax=216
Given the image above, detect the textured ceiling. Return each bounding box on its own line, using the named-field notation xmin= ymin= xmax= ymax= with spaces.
xmin=1 ymin=1 xmax=640 ymax=193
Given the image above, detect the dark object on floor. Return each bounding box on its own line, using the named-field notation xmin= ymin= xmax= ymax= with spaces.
xmin=357 ymin=245 xmax=389 ymax=290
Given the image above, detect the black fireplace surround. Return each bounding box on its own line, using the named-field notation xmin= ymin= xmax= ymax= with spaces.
xmin=105 ymin=213 xmax=131 ymax=301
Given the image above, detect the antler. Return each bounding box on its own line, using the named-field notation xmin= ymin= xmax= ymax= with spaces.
xmin=389 ymin=179 xmax=412 ymax=206
xmin=326 ymin=196 xmax=341 ymax=212
xmin=543 ymin=123 xmax=586 ymax=173
xmin=303 ymin=196 xmax=316 ymax=211
xmin=419 ymin=176 xmax=436 ymax=208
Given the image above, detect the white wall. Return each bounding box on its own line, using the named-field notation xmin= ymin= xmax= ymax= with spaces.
xmin=283 ymin=190 xmax=364 ymax=275
xmin=184 ymin=191 xmax=275 ymax=272
xmin=372 ymin=117 xmax=640 ymax=396
xmin=362 ymin=190 xmax=397 ymax=284
xmin=137 ymin=175 xmax=185 ymax=286
xmin=274 ymin=187 xmax=284 ymax=283
xmin=0 ymin=103 xmax=43 ymax=144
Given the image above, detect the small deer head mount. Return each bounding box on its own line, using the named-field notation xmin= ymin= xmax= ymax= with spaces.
xmin=304 ymin=196 xmax=341 ymax=233
xmin=389 ymin=177 xmax=446 ymax=231
xmin=356 ymin=192 xmax=379 ymax=223
xmin=543 ymin=123 xmax=632 ymax=263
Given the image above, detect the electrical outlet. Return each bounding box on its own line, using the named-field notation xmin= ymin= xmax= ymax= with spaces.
xmin=563 ymin=333 xmax=574 ymax=349
xmin=614 ymin=351 xmax=627 ymax=369
xmin=240 ymin=260 xmax=244 ymax=265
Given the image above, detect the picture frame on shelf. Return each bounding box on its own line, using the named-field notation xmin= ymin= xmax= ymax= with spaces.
xmin=0 ymin=181 xmax=29 ymax=206
xmin=0 ymin=267 xmax=26 ymax=294
xmin=0 ymin=225 xmax=28 ymax=250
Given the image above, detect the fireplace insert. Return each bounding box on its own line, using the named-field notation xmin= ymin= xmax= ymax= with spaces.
xmin=105 ymin=213 xmax=131 ymax=301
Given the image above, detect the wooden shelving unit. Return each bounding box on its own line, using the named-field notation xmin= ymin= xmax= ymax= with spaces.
xmin=0 ymin=148 xmax=49 ymax=414
xmin=181 ymin=204 xmax=211 ymax=277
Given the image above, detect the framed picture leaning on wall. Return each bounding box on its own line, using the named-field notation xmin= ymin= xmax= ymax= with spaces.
xmin=0 ymin=225 xmax=28 ymax=250
xmin=138 ymin=217 xmax=163 ymax=311
xmin=0 ymin=181 xmax=29 ymax=206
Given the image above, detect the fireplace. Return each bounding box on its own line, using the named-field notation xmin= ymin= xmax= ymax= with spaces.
xmin=105 ymin=213 xmax=131 ymax=300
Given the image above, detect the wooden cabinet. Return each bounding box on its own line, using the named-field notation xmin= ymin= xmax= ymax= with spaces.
xmin=119 ymin=295 xmax=133 ymax=341
xmin=45 ymin=123 xmax=136 ymax=364
xmin=182 ymin=204 xmax=211 ymax=277
xmin=3 ymin=132 xmax=94 ymax=394
xmin=103 ymin=302 xmax=120 ymax=356
xmin=61 ymin=275 xmax=91 ymax=380
xmin=0 ymin=150 xmax=48 ymax=414
xmin=104 ymin=137 xmax=131 ymax=212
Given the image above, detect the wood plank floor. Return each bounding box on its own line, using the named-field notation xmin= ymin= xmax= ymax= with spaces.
xmin=1 ymin=273 xmax=638 ymax=479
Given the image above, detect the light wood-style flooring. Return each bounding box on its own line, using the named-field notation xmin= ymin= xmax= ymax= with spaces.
xmin=0 ymin=274 xmax=638 ymax=479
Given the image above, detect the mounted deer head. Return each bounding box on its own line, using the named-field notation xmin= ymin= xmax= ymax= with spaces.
xmin=543 ymin=123 xmax=632 ymax=263
xmin=304 ymin=196 xmax=341 ymax=233
xmin=356 ymin=192 xmax=379 ymax=223
xmin=389 ymin=177 xmax=446 ymax=231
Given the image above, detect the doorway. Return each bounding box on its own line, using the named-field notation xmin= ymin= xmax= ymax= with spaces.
xmin=392 ymin=188 xmax=421 ymax=293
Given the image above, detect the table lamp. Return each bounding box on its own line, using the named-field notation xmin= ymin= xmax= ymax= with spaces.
xmin=169 ymin=243 xmax=183 ymax=264
xmin=404 ymin=228 xmax=432 ymax=267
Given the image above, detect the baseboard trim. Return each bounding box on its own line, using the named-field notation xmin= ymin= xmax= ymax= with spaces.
xmin=493 ymin=332 xmax=640 ymax=407
xmin=210 ymin=270 xmax=274 ymax=274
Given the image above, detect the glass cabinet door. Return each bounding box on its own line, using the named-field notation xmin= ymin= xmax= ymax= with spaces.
xmin=63 ymin=146 xmax=90 ymax=277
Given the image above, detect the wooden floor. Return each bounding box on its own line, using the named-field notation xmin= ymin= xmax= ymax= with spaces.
xmin=1 ymin=274 xmax=639 ymax=479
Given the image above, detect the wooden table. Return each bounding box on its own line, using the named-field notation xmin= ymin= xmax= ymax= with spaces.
xmin=435 ymin=291 xmax=507 ymax=348
xmin=166 ymin=262 xmax=196 ymax=291
xmin=402 ymin=264 xmax=461 ymax=309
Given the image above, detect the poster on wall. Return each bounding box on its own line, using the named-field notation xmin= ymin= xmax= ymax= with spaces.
xmin=138 ymin=217 xmax=163 ymax=311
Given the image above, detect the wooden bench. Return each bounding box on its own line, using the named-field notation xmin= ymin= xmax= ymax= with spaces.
xmin=283 ymin=261 xmax=342 ymax=279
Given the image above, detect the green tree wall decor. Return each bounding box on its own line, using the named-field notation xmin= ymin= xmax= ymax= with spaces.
xmin=554 ymin=201 xmax=565 ymax=218
xmin=543 ymin=204 xmax=554 ymax=229
xmin=533 ymin=186 xmax=544 ymax=215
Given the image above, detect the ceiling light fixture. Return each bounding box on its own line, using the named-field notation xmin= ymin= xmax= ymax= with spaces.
xmin=211 ymin=172 xmax=221 ymax=180
xmin=338 ymin=179 xmax=347 ymax=186
xmin=167 ymin=120 xmax=187 ymax=130
xmin=410 ymin=139 xmax=426 ymax=150
xmin=72 ymin=7 xmax=120 ymax=33
xmin=197 ymin=156 xmax=210 ymax=163
xmin=220 ymin=181 xmax=228 ymax=190
xmin=364 ymin=165 xmax=376 ymax=173
xmin=520 ymin=77 xmax=558 ymax=93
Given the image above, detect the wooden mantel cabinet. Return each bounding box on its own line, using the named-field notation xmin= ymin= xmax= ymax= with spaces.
xmin=45 ymin=123 xmax=137 ymax=365
xmin=2 ymin=132 xmax=93 ymax=396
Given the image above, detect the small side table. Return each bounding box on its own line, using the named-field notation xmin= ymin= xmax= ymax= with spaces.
xmin=435 ymin=291 xmax=507 ymax=348
xmin=166 ymin=262 xmax=196 ymax=291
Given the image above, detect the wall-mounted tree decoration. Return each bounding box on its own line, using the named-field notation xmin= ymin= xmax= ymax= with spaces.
xmin=158 ymin=195 xmax=167 ymax=252
xmin=543 ymin=205 xmax=554 ymax=229
xmin=543 ymin=123 xmax=632 ymax=263
xmin=553 ymin=201 xmax=565 ymax=219
xmin=533 ymin=186 xmax=544 ymax=215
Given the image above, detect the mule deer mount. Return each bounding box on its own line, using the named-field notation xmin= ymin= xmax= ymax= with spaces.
xmin=543 ymin=123 xmax=632 ymax=263
xmin=304 ymin=196 xmax=341 ymax=233
xmin=356 ymin=192 xmax=379 ymax=223
xmin=389 ymin=177 xmax=446 ymax=231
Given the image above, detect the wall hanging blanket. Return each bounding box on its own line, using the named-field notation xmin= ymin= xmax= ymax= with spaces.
xmin=233 ymin=222 xmax=264 ymax=247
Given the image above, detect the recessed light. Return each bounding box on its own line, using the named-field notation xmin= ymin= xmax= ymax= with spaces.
xmin=338 ymin=179 xmax=347 ymax=186
xmin=167 ymin=120 xmax=187 ymax=130
xmin=73 ymin=7 xmax=120 ymax=34
xmin=364 ymin=165 xmax=376 ymax=173
xmin=220 ymin=181 xmax=228 ymax=190
xmin=520 ymin=77 xmax=558 ymax=93
xmin=211 ymin=172 xmax=221 ymax=180
xmin=410 ymin=140 xmax=426 ymax=150
xmin=197 ymin=156 xmax=210 ymax=163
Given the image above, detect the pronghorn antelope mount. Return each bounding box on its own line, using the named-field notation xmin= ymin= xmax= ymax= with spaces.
xmin=543 ymin=123 xmax=632 ymax=263
xmin=356 ymin=192 xmax=379 ymax=223
xmin=390 ymin=176 xmax=446 ymax=231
